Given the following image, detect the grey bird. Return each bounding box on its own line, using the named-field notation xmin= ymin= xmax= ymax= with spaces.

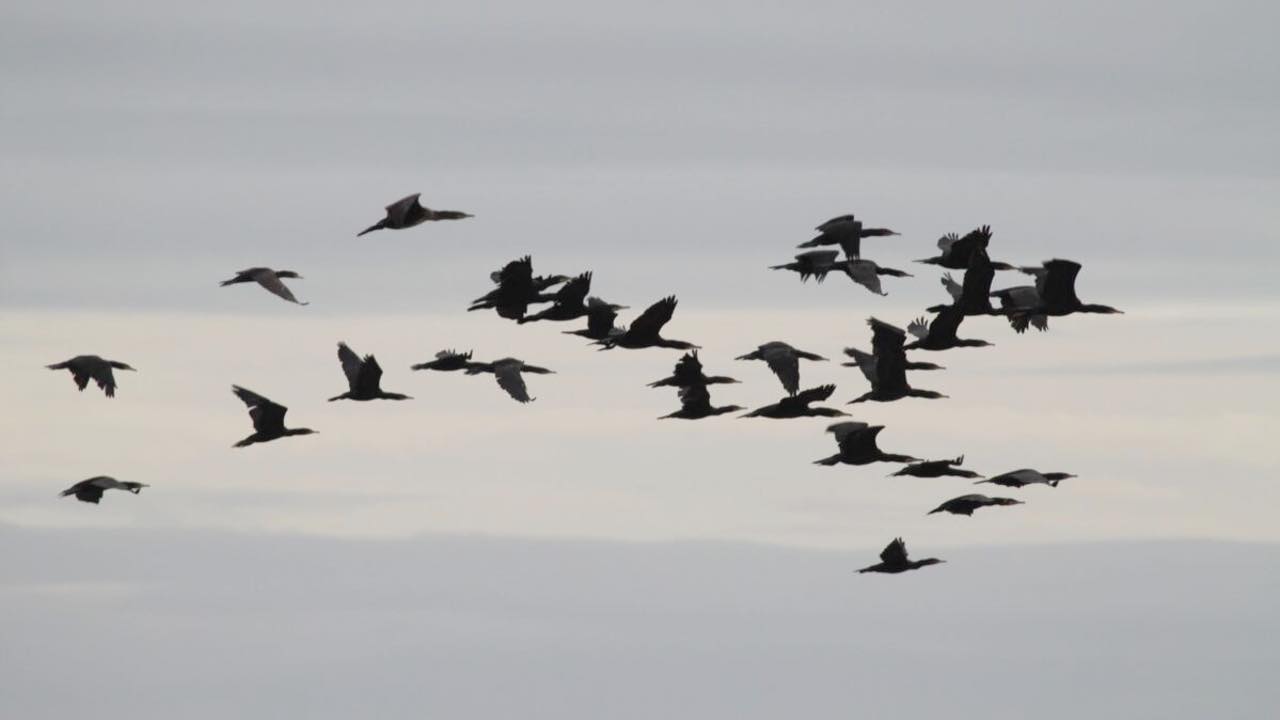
xmin=231 ymin=386 xmax=318 ymax=447
xmin=814 ymin=421 xmax=919 ymax=466
xmin=976 ymin=468 xmax=1076 ymax=488
xmin=847 ymin=319 xmax=947 ymax=404
xmin=857 ymin=537 xmax=944 ymax=574
xmin=219 ymin=267 xmax=308 ymax=305
xmin=929 ymin=494 xmax=1024 ymax=516
xmin=891 ymin=457 xmax=981 ymax=479
xmin=990 ymin=284 xmax=1050 ymax=333
xmin=47 ymin=355 xmax=136 ymax=398
xmin=926 ymin=248 xmax=1000 ymax=316
xmin=519 ymin=272 xmax=616 ymax=324
xmin=741 ymin=384 xmax=848 ymax=419
xmin=842 ymin=258 xmax=912 ymax=296
xmin=736 ymin=342 xmax=827 ymax=396
xmin=770 ymin=250 xmax=842 ymax=283
xmin=357 ymin=193 xmax=472 ymax=236
xmin=328 ymin=342 xmax=412 ymax=401
xmin=465 ymin=357 xmax=554 ymax=403
xmin=564 ymin=297 xmax=629 ymax=342
xmin=60 ymin=476 xmax=148 ymax=504
xmin=659 ymin=383 xmax=743 ymax=420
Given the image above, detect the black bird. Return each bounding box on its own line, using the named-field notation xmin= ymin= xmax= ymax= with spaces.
xmin=357 ymin=193 xmax=472 ymax=236
xmin=741 ymin=384 xmax=848 ymax=419
xmin=736 ymin=342 xmax=827 ymax=396
xmin=798 ymin=216 xmax=900 ymax=257
xmin=519 ymin=272 xmax=609 ymax=324
xmin=929 ymin=494 xmax=1023 ymax=516
xmin=464 ymin=357 xmax=554 ymax=403
xmin=847 ymin=319 xmax=946 ymax=404
xmin=770 ymin=250 xmax=841 ymax=283
xmin=857 ymin=537 xmax=944 ymax=574
xmin=904 ymin=305 xmax=992 ymax=351
xmin=989 ymin=285 xmax=1049 ymax=333
xmin=891 ymin=457 xmax=981 ymax=479
xmin=598 ymin=296 xmax=698 ymax=350
xmin=842 ymin=347 xmax=942 ymax=381
xmin=814 ymin=422 xmax=919 ymax=466
xmin=915 ymin=225 xmax=1013 ymax=270
xmin=231 ymin=386 xmax=318 ymax=447
xmin=219 ymin=267 xmax=308 ymax=305
xmin=977 ymin=469 xmax=1075 ymax=488
xmin=843 ymin=258 xmax=913 ymax=296
xmin=927 ymin=248 xmax=999 ymax=316
xmin=659 ymin=383 xmax=743 ymax=420
xmin=46 ymin=355 xmax=136 ymax=398
xmin=1019 ymin=259 xmax=1123 ymax=318
xmin=563 ymin=297 xmax=627 ymax=341
xmin=411 ymin=349 xmax=478 ymax=372
xmin=328 ymin=342 xmax=412 ymax=401
xmin=469 ymin=256 xmax=557 ymax=320
xmin=60 ymin=476 xmax=147 ymax=504
xmin=647 ymin=350 xmax=739 ymax=389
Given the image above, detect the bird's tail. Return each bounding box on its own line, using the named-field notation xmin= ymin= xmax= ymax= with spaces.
xmin=813 ymin=454 xmax=841 ymax=466
xmin=45 ymin=361 xmax=68 ymax=370
xmin=327 ymin=393 xmax=349 ymax=402
xmin=234 ymin=436 xmax=257 ymax=448
xmin=356 ymin=221 xmax=385 ymax=237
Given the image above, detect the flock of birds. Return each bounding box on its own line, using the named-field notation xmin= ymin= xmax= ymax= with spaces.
xmin=49 ymin=193 xmax=1121 ymax=575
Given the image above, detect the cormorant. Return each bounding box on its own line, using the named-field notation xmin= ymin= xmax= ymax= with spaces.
xmin=659 ymin=383 xmax=743 ymax=420
xmin=927 ymin=248 xmax=999 ymax=316
xmin=519 ymin=272 xmax=612 ymax=324
xmin=891 ymin=457 xmax=981 ymax=479
xmin=231 ymin=385 xmax=317 ymax=447
xmin=357 ymin=193 xmax=472 ymax=236
xmin=857 ymin=537 xmax=944 ymax=574
xmin=563 ymin=297 xmax=627 ymax=341
xmin=647 ymin=350 xmax=739 ymax=389
xmin=814 ymin=422 xmax=919 ymax=466
xmin=741 ymin=384 xmax=848 ymax=419
xmin=915 ymin=225 xmax=1012 ymax=270
xmin=989 ymin=285 xmax=1049 ymax=333
xmin=60 ymin=476 xmax=147 ymax=504
xmin=1019 ymin=259 xmax=1123 ymax=317
xmin=798 ymin=216 xmax=900 ymax=258
xmin=328 ymin=342 xmax=412 ymax=401
xmin=976 ymin=469 xmax=1075 ymax=488
xmin=904 ymin=305 xmax=993 ymax=351
xmin=843 ymin=258 xmax=912 ymax=296
xmin=468 ymin=256 xmax=559 ymax=320
xmin=770 ymin=250 xmax=841 ymax=283
xmin=411 ymin=349 xmax=478 ymax=372
xmin=46 ymin=355 xmax=136 ymax=398
xmin=598 ymin=296 xmax=698 ymax=350
xmin=464 ymin=357 xmax=554 ymax=403
xmin=219 ymin=267 xmax=308 ymax=305
xmin=847 ymin=319 xmax=946 ymax=404
xmin=736 ymin=342 xmax=827 ymax=396
xmin=928 ymin=494 xmax=1023 ymax=516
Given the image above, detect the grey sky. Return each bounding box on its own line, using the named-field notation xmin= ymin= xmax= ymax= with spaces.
xmin=2 ymin=1 xmax=1279 ymax=717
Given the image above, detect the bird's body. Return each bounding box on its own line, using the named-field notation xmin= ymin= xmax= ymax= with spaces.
xmin=328 ymin=342 xmax=411 ymax=401
xmin=231 ymin=385 xmax=317 ymax=447
xmin=929 ymin=249 xmax=999 ymax=316
xmin=660 ymin=383 xmax=742 ymax=420
xmin=814 ymin=421 xmax=919 ymax=466
xmin=647 ymin=351 xmax=738 ymax=389
xmin=929 ymin=494 xmax=1023 ymax=516
xmin=904 ymin=305 xmax=992 ymax=351
xmin=357 ymin=193 xmax=471 ymax=236
xmin=857 ymin=537 xmax=944 ymax=574
xmin=60 ymin=476 xmax=147 ymax=504
xmin=736 ymin=342 xmax=827 ymax=396
xmin=741 ymin=384 xmax=847 ymax=419
xmin=598 ymin=296 xmax=698 ymax=350
xmin=892 ymin=456 xmax=981 ymax=479
xmin=219 ymin=267 xmax=307 ymax=305
xmin=977 ymin=468 xmax=1075 ymax=488
xmin=465 ymin=357 xmax=554 ymax=403
xmin=46 ymin=355 xmax=135 ymax=398
xmin=770 ymin=250 xmax=841 ymax=283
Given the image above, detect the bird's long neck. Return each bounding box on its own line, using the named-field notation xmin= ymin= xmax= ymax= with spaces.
xmin=1081 ymin=303 xmax=1121 ymax=314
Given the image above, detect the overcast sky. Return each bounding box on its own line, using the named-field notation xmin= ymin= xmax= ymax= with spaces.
xmin=2 ymin=1 xmax=1278 ymax=717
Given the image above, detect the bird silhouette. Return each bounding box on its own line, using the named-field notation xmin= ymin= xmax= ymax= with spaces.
xmin=464 ymin=357 xmax=554 ymax=403
xmin=598 ymin=296 xmax=698 ymax=350
xmin=927 ymin=248 xmax=999 ymax=316
xmin=1019 ymin=259 xmax=1123 ymax=318
xmin=647 ymin=350 xmax=739 ymax=389
xmin=891 ymin=457 xmax=981 ymax=479
xmin=736 ymin=342 xmax=827 ymax=396
xmin=328 ymin=342 xmax=412 ymax=401
xmin=46 ymin=355 xmax=136 ymax=398
xmin=847 ymin=319 xmax=947 ymax=404
xmin=976 ymin=469 xmax=1075 ymax=488
xmin=814 ymin=422 xmax=919 ymax=466
xmin=741 ymin=384 xmax=848 ymax=419
xmin=411 ymin=349 xmax=479 ymax=372
xmin=904 ymin=305 xmax=992 ymax=351
xmin=915 ymin=225 xmax=1012 ymax=270
xmin=928 ymin=494 xmax=1023 ymax=516
xmin=857 ymin=537 xmax=944 ymax=574
xmin=231 ymin=386 xmax=317 ymax=447
xmin=798 ymin=216 xmax=899 ymax=258
xmin=659 ymin=383 xmax=743 ymax=420
xmin=60 ymin=476 xmax=148 ymax=504
xmin=563 ymin=297 xmax=628 ymax=341
xmin=357 ymin=193 xmax=472 ymax=236
xmin=219 ymin=267 xmax=308 ymax=305
xmin=519 ymin=272 xmax=609 ymax=324
xmin=469 ymin=256 xmax=565 ymax=321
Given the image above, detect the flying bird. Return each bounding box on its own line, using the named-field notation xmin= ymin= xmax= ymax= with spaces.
xmin=563 ymin=297 xmax=627 ymax=341
xmin=328 ymin=342 xmax=412 ymax=401
xmin=741 ymin=384 xmax=848 ymax=419
xmin=231 ymin=386 xmax=317 ymax=447
xmin=647 ymin=350 xmax=738 ymax=389
xmin=904 ymin=305 xmax=993 ymax=351
xmin=736 ymin=342 xmax=827 ymax=396
xmin=469 ymin=256 xmax=563 ymax=320
xmin=990 ymin=285 xmax=1049 ymax=333
xmin=598 ymin=296 xmax=698 ymax=350
xmin=929 ymin=494 xmax=1024 ymax=516
xmin=977 ymin=468 xmax=1075 ymax=488
xmin=891 ymin=457 xmax=981 ymax=479
xmin=411 ymin=349 xmax=478 ymax=372
xmin=770 ymin=250 xmax=841 ymax=283
xmin=846 ymin=319 xmax=946 ymax=404
xmin=46 ymin=355 xmax=135 ymax=398
xmin=798 ymin=216 xmax=900 ymax=257
xmin=357 ymin=193 xmax=472 ymax=236
xmin=842 ymin=347 xmax=942 ymax=384
xmin=915 ymin=225 xmax=1012 ymax=270
xmin=464 ymin=357 xmax=554 ymax=403
xmin=843 ymin=258 xmax=912 ymax=296
xmin=219 ymin=267 xmax=308 ymax=305
xmin=519 ymin=272 xmax=605 ymax=323
xmin=814 ymin=422 xmax=919 ymax=466
xmin=927 ymin=249 xmax=999 ymax=316
xmin=1018 ymin=259 xmax=1123 ymax=318
xmin=60 ymin=476 xmax=147 ymax=504
xmin=857 ymin=537 xmax=944 ymax=574
xmin=659 ymin=383 xmax=743 ymax=420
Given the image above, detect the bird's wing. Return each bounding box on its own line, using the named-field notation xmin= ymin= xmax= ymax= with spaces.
xmin=932 ymin=305 xmax=964 ymax=338
xmin=384 ymin=193 xmax=421 ymax=225
xmin=844 ymin=348 xmax=877 ymax=383
xmin=232 ymin=386 xmax=286 ymax=432
xmin=1041 ymin=259 xmax=1083 ymax=307
xmin=494 ymin=364 xmax=532 ymax=403
xmin=762 ymin=346 xmax=800 ymax=395
xmin=936 ymin=233 xmax=958 ymax=251
xmin=89 ymin=363 xmax=118 ymax=397
xmin=554 ymin=272 xmax=592 ymax=306
xmin=678 ymin=383 xmax=712 ymax=413
xmin=585 ymin=301 xmax=619 ymax=337
xmin=255 ymin=272 xmax=304 ymax=304
xmin=795 ymin=384 xmax=837 ymax=405
xmin=497 ymin=256 xmax=535 ymax=288
xmin=907 ymin=316 xmax=930 ymax=341
xmin=867 ymin=317 xmax=907 ymax=356
xmin=827 ymin=421 xmax=869 ymax=443
xmin=941 ymin=273 xmax=963 ymax=301
xmin=357 ymin=355 xmax=385 ymax=394
xmin=880 ymin=537 xmax=908 ymax=565
xmin=671 ymin=351 xmax=705 ymax=385
xmin=626 ymin=296 xmax=677 ymax=341
xmin=337 ymin=343 xmax=363 ymax=388
xmin=845 ymin=260 xmax=885 ymax=295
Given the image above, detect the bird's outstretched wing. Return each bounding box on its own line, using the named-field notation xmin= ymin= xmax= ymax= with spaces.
xmin=89 ymin=364 xmax=118 ymax=398
xmin=232 ymin=385 xmax=287 ymax=433
xmin=762 ymin=346 xmax=800 ymax=395
xmin=337 ymin=343 xmax=363 ymax=389
xmin=795 ymin=384 xmax=836 ymax=405
xmin=256 ymin=272 xmax=306 ymax=305
xmin=385 ymin=193 xmax=422 ymax=225
xmin=880 ymin=537 xmax=908 ymax=565
xmin=357 ymin=355 xmax=384 ymax=395
xmin=627 ymin=296 xmax=677 ymax=342
xmin=941 ymin=273 xmax=963 ymax=302
xmin=907 ymin=316 xmax=930 ymax=341
xmin=845 ymin=260 xmax=886 ymax=295
xmin=555 ymin=272 xmax=592 ymax=307
xmin=494 ymin=364 xmax=532 ymax=403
